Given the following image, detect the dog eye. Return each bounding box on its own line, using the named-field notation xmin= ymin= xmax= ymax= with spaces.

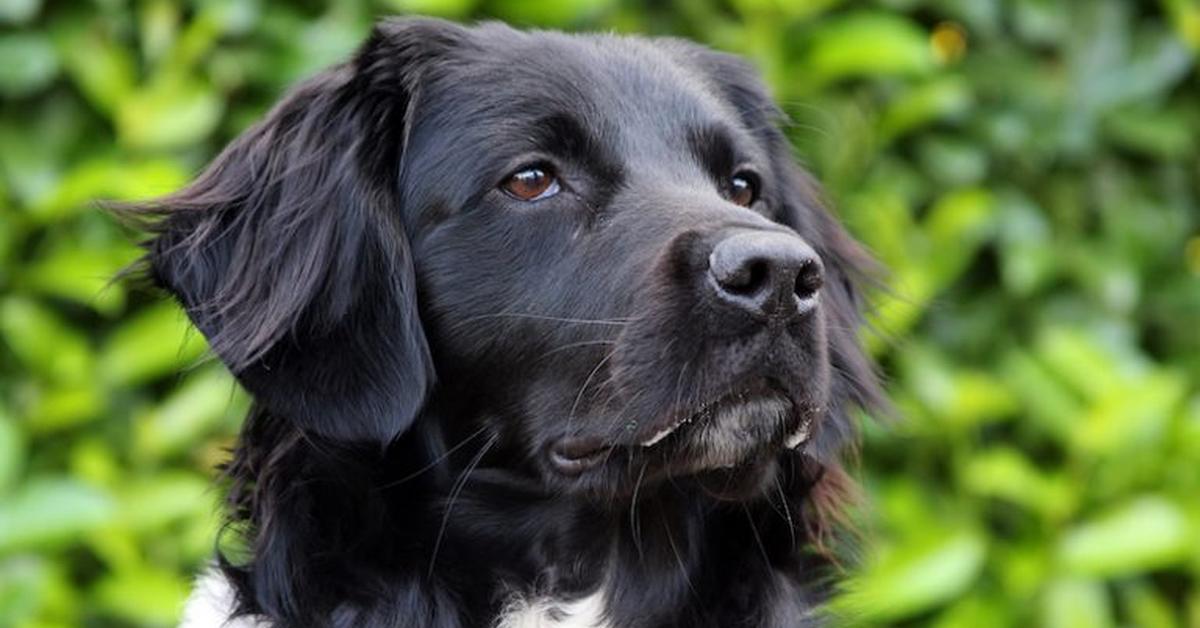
xmin=727 ymin=172 xmax=759 ymax=207
xmin=502 ymin=166 xmax=561 ymax=202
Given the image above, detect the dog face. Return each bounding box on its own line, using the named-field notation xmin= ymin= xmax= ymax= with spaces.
xmin=130 ymin=19 xmax=879 ymax=503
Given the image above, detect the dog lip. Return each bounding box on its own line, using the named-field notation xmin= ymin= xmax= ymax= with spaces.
xmin=639 ymin=385 xmax=790 ymax=448
xmin=784 ymin=419 xmax=812 ymax=449
xmin=639 ymin=411 xmax=698 ymax=447
xmin=548 ymin=437 xmax=609 ymax=475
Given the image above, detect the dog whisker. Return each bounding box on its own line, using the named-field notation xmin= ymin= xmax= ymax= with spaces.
xmin=743 ymin=504 xmax=772 ymax=569
xmin=567 ymin=351 xmax=616 ymax=432
xmin=537 ymin=339 xmax=618 ymax=359
xmin=428 ymin=433 xmax=499 ymax=576
xmin=460 ymin=311 xmax=641 ymax=326
xmin=660 ymin=514 xmax=697 ymax=599
xmin=630 ymin=462 xmax=648 ymax=561
xmin=379 ymin=424 xmax=491 ymax=489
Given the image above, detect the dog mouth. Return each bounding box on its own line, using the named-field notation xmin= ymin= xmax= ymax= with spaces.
xmin=549 ymin=383 xmax=815 ymax=476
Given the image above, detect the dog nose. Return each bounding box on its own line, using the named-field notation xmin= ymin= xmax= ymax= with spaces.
xmin=707 ymin=231 xmax=823 ymax=318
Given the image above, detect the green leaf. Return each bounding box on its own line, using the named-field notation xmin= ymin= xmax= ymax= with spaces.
xmin=0 ymin=0 xmax=40 ymax=24
xmin=1035 ymin=327 xmax=1124 ymax=402
xmin=917 ymin=136 xmax=989 ymax=186
xmin=134 ymin=367 xmax=244 ymax=460
xmin=1058 ymin=496 xmax=1194 ymax=577
xmin=924 ymin=187 xmax=996 ymax=286
xmin=29 ymin=157 xmax=188 ymax=223
xmin=996 ymin=191 xmax=1056 ymax=296
xmin=20 ymin=245 xmax=141 ymax=316
xmin=54 ymin=21 xmax=137 ymax=115
xmin=1163 ymin=0 xmax=1200 ymax=50
xmin=835 ymin=529 xmax=987 ymax=621
xmin=0 ymin=296 xmax=92 ymax=383
xmin=20 ymin=381 xmax=106 ymax=433
xmin=0 ymin=409 xmax=23 ymax=493
xmin=1072 ymin=371 xmax=1186 ymax=458
xmin=0 ymin=477 xmax=115 ymax=554
xmin=899 ymin=344 xmax=1017 ymax=429
xmin=931 ymin=593 xmax=1013 ymax=628
xmin=1103 ymin=106 xmax=1196 ymax=160
xmin=879 ymin=77 xmax=973 ymax=141
xmin=963 ymin=448 xmax=1074 ymax=519
xmin=116 ymin=79 xmax=223 ymax=150
xmin=0 ymin=116 xmax=62 ymax=209
xmin=90 ymin=565 xmax=189 ymax=626
xmin=379 ymin=0 xmax=479 ymax=18
xmin=116 ymin=472 xmax=213 ymax=532
xmin=488 ymin=0 xmax=617 ymax=27
xmin=804 ymin=12 xmax=935 ymax=83
xmin=1041 ymin=578 xmax=1114 ymax=628
xmin=0 ymin=557 xmax=59 ymax=627
xmin=98 ymin=301 xmax=208 ymax=386
xmin=0 ymin=33 xmax=58 ymax=97
xmin=1120 ymin=581 xmax=1181 ymax=628
xmin=731 ymin=0 xmax=845 ymax=20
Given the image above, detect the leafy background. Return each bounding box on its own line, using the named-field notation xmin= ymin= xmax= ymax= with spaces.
xmin=1 ymin=0 xmax=1198 ymax=626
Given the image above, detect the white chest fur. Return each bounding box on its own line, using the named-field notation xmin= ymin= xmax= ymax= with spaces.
xmin=180 ymin=571 xmax=264 ymax=628
xmin=495 ymin=590 xmax=610 ymax=628
xmin=181 ymin=571 xmax=610 ymax=628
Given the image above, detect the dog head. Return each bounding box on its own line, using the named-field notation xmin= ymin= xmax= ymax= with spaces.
xmin=127 ymin=18 xmax=883 ymax=502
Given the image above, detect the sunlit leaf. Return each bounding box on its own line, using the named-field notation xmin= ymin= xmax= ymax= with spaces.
xmin=0 ymin=477 xmax=115 ymax=554
xmin=116 ymin=79 xmax=223 ymax=150
xmin=20 ymin=245 xmax=141 ymax=316
xmin=29 ymin=157 xmax=189 ymax=223
xmin=1058 ymin=496 xmax=1194 ymax=577
xmin=0 ymin=557 xmax=57 ymax=626
xmin=489 ymin=0 xmax=616 ymax=27
xmin=0 ymin=0 xmax=40 ymax=25
xmin=0 ymin=296 xmax=92 ymax=383
xmin=1041 ymin=578 xmax=1114 ymax=628
xmin=0 ymin=410 xmax=22 ymax=493
xmin=835 ymin=529 xmax=987 ymax=621
xmin=963 ymin=447 xmax=1075 ymax=520
xmin=380 ymin=0 xmax=479 ymax=18
xmin=54 ymin=21 xmax=137 ymax=115
xmin=803 ymin=12 xmax=935 ymax=83
xmin=18 ymin=380 xmax=105 ymax=433
xmin=116 ymin=472 xmax=213 ymax=532
xmin=98 ymin=301 xmax=208 ymax=386
xmin=90 ymin=565 xmax=190 ymax=626
xmin=879 ymin=76 xmax=973 ymax=141
xmin=134 ymin=367 xmax=244 ymax=460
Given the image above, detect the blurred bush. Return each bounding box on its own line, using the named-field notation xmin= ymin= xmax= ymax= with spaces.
xmin=1 ymin=0 xmax=1197 ymax=626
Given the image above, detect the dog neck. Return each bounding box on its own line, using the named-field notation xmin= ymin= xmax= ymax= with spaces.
xmin=211 ymin=410 xmax=835 ymax=627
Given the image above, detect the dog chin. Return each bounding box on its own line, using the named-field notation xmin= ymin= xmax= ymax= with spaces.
xmin=684 ymin=393 xmax=793 ymax=470
xmin=624 ymin=393 xmax=814 ymax=500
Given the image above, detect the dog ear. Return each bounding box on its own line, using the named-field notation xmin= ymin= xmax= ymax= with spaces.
xmin=116 ymin=18 xmax=468 ymax=443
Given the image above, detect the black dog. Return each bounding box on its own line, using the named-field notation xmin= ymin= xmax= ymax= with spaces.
xmin=121 ymin=17 xmax=884 ymax=628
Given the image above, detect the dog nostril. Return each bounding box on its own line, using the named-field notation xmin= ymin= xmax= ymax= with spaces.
xmin=708 ymin=231 xmax=823 ymax=316
xmin=724 ymin=259 xmax=770 ymax=296
xmin=793 ymin=260 xmax=824 ymax=299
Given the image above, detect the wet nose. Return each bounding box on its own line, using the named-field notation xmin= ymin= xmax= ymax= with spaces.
xmin=707 ymin=230 xmax=824 ymax=318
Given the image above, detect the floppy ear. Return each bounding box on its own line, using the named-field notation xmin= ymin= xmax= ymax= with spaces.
xmin=117 ymin=19 xmax=466 ymax=443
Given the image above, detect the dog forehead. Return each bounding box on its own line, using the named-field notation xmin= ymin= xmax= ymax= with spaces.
xmin=430 ymin=28 xmax=736 ymax=146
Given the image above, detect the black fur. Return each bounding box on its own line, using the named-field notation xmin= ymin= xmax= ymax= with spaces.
xmin=116 ymin=18 xmax=885 ymax=628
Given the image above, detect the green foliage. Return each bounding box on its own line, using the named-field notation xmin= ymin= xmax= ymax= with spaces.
xmin=1 ymin=0 xmax=1197 ymax=626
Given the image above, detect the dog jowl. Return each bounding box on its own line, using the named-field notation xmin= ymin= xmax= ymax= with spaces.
xmin=119 ymin=17 xmax=885 ymax=628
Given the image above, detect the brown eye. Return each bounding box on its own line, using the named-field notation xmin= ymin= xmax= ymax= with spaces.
xmin=502 ymin=166 xmax=561 ymax=201
xmin=728 ymin=172 xmax=758 ymax=207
